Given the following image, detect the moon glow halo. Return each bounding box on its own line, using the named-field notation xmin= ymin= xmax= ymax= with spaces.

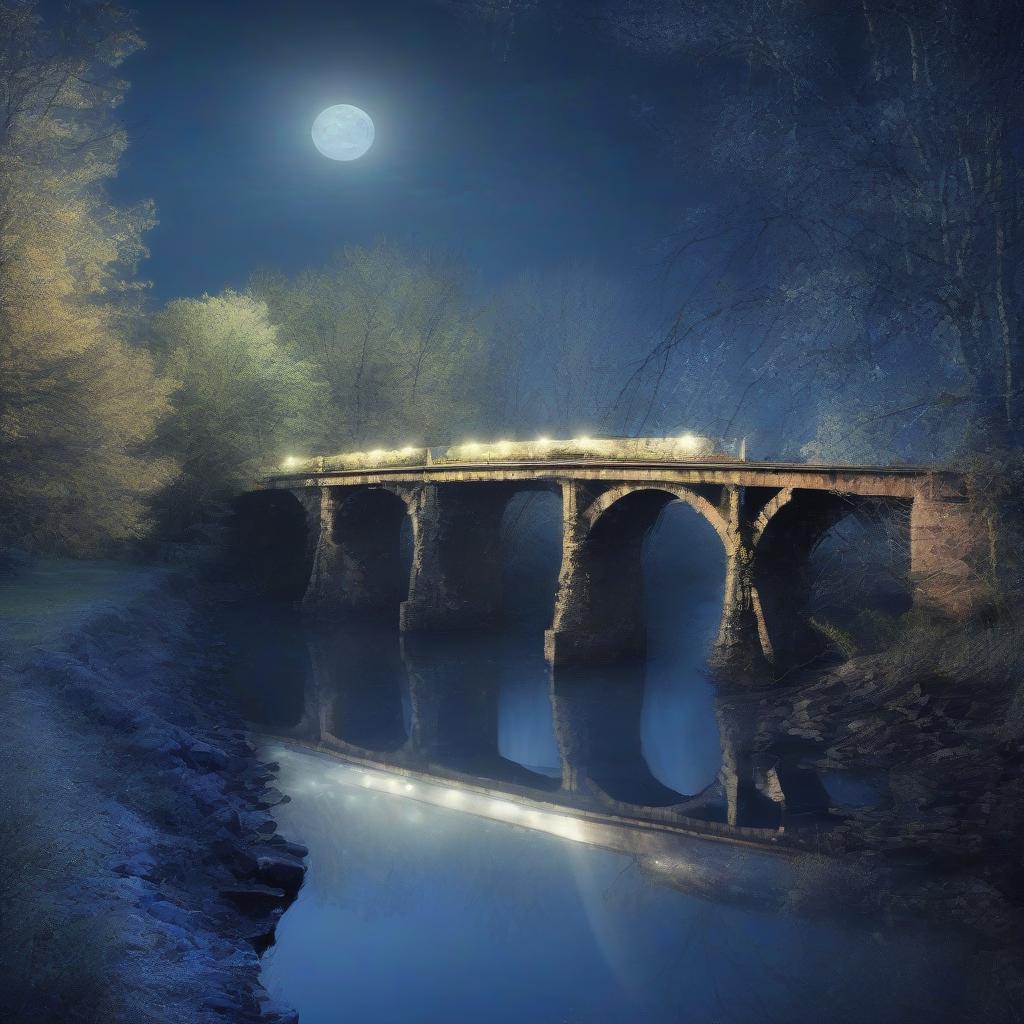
xmin=312 ymin=104 xmax=375 ymax=161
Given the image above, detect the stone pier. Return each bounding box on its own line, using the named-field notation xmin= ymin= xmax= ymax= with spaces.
xmin=399 ymin=484 xmax=513 ymax=631
xmin=300 ymin=485 xmax=413 ymax=615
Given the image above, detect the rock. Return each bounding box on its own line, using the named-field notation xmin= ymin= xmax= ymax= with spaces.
xmin=254 ymin=852 xmax=306 ymax=894
xmin=113 ymin=852 xmax=159 ymax=881
xmin=255 ymin=786 xmax=287 ymax=809
xmin=186 ymin=741 xmax=230 ymax=770
xmin=265 ymin=836 xmax=309 ymax=859
xmin=212 ymin=839 xmax=260 ymax=877
xmin=214 ymin=808 xmax=244 ymax=835
xmin=219 ymin=882 xmax=289 ymax=913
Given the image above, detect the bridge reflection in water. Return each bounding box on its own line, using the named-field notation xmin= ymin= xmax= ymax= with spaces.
xmin=232 ymin=602 xmax=981 ymax=1021
xmin=235 ymin=610 xmax=817 ymax=862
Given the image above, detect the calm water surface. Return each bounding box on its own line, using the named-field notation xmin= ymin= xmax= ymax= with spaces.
xmin=227 ymin=505 xmax=973 ymax=1022
xmin=259 ymin=739 xmax=968 ymax=1024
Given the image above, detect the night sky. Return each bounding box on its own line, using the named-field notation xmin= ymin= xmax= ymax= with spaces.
xmin=111 ymin=0 xmax=708 ymax=305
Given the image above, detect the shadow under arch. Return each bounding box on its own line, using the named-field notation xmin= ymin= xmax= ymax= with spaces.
xmin=306 ymin=621 xmax=410 ymax=756
xmin=558 ymin=484 xmax=731 ymax=665
xmin=499 ymin=488 xmax=564 ymax=628
xmin=495 ymin=489 xmax=564 ymax=778
xmin=227 ymin=489 xmax=311 ymax=603
xmin=640 ymin=500 xmax=726 ymax=798
xmin=753 ymin=489 xmax=912 ymax=670
xmin=401 ymin=631 xmax=562 ymax=791
xmin=327 ymin=485 xmax=414 ymax=614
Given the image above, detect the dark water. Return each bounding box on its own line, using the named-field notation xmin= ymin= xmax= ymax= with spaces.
xmin=224 ymin=502 xmax=976 ymax=1023
xmin=258 ymin=744 xmax=967 ymax=1024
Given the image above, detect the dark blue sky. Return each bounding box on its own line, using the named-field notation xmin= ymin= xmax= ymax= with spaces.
xmin=111 ymin=0 xmax=707 ymax=303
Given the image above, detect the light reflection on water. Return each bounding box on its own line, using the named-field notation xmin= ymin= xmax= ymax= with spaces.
xmin=262 ymin=744 xmax=970 ymax=1024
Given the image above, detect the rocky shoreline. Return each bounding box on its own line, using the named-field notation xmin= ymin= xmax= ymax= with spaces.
xmin=1 ymin=567 xmax=306 ymax=1023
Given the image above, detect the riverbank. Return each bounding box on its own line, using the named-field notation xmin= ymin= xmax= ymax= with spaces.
xmin=740 ymin=613 xmax=1024 ymax=1017
xmin=0 ymin=560 xmax=304 ymax=1023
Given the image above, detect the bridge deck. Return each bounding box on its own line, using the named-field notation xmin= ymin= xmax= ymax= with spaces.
xmin=265 ymin=459 xmax=962 ymax=500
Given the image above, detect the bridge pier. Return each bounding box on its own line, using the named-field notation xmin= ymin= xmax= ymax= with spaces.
xmin=911 ymin=495 xmax=993 ymax=619
xmin=400 ymin=484 xmax=511 ymax=632
xmin=544 ymin=482 xmax=648 ymax=667
xmin=301 ymin=485 xmax=413 ymax=616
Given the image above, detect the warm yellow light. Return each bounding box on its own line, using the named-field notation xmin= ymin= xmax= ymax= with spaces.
xmin=677 ymin=433 xmax=698 ymax=448
xmin=575 ymin=436 xmax=593 ymax=445
xmin=367 ymin=448 xmax=385 ymax=458
xmin=537 ymin=436 xmax=551 ymax=445
xmin=464 ymin=440 xmax=480 ymax=450
xmin=489 ymin=799 xmax=519 ymax=818
xmin=282 ymin=455 xmax=301 ymax=468
xmin=401 ymin=446 xmax=417 ymax=455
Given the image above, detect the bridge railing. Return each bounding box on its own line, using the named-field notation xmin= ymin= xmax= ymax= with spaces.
xmin=272 ymin=435 xmax=746 ymax=477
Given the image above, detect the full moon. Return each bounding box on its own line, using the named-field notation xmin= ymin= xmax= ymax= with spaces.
xmin=311 ymin=104 xmax=375 ymax=161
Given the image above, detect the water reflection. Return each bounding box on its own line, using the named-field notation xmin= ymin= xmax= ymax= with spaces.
xmin=262 ymin=743 xmax=974 ymax=1024
xmin=401 ymin=631 xmax=559 ymax=788
xmin=230 ymin=609 xmax=740 ymax=820
xmin=495 ymin=632 xmax=561 ymax=777
xmin=642 ymin=504 xmax=726 ymax=794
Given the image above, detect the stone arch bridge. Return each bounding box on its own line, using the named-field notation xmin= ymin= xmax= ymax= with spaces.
xmin=250 ymin=438 xmax=988 ymax=675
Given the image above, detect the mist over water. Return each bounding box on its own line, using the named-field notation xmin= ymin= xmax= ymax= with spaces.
xmin=222 ymin=498 xmax=972 ymax=1022
xmin=260 ymin=745 xmax=971 ymax=1024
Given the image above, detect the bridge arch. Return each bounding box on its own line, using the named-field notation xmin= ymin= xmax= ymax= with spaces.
xmin=753 ymin=489 xmax=912 ymax=668
xmin=304 ymin=484 xmax=416 ymax=615
xmin=226 ymin=489 xmax=313 ymax=602
xmin=583 ymin=484 xmax=733 ymax=551
xmin=547 ymin=484 xmax=734 ymax=667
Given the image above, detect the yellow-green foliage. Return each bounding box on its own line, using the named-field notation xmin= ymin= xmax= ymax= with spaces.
xmin=252 ymin=242 xmax=486 ymax=449
xmin=149 ymin=291 xmax=326 ymax=532
xmin=0 ymin=2 xmax=176 ymax=554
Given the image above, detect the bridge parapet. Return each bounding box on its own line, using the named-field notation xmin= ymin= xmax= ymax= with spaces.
xmin=275 ymin=434 xmax=737 ymax=477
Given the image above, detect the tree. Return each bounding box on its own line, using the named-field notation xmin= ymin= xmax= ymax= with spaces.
xmin=253 ymin=243 xmax=486 ymax=448
xmin=607 ymin=0 xmax=1024 ymax=459
xmin=0 ymin=1 xmax=175 ymax=554
xmin=484 ymin=264 xmax=640 ymax=436
xmin=148 ymin=290 xmax=324 ymax=538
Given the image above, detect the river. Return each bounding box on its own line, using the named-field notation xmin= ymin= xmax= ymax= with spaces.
xmin=223 ymin=502 xmax=977 ymax=1022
